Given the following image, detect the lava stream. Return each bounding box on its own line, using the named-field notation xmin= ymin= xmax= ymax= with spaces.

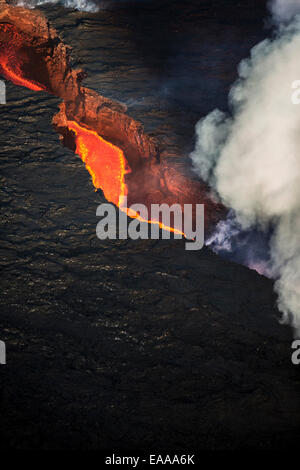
xmin=0 ymin=20 xmax=186 ymax=238
xmin=0 ymin=24 xmax=46 ymax=92
xmin=67 ymin=120 xmax=128 ymax=206
xmin=0 ymin=54 xmax=45 ymax=91
xmin=68 ymin=121 xmax=186 ymax=237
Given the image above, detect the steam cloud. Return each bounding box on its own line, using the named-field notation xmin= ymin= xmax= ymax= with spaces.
xmin=270 ymin=0 xmax=300 ymax=23
xmin=15 ymin=0 xmax=99 ymax=12
xmin=191 ymin=2 xmax=300 ymax=334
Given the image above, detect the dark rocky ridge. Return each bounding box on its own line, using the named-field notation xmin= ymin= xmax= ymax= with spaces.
xmin=0 ymin=0 xmax=299 ymax=451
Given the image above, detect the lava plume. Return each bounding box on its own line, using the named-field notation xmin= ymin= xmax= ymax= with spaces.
xmin=0 ymin=0 xmax=225 ymax=236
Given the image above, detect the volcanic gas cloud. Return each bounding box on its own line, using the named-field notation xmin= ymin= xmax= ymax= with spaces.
xmin=191 ymin=0 xmax=300 ymax=333
xmin=0 ymin=0 xmax=224 ymax=237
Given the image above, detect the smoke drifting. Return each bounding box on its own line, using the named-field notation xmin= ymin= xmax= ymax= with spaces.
xmin=14 ymin=0 xmax=99 ymax=12
xmin=191 ymin=2 xmax=300 ymax=334
xmin=270 ymin=0 xmax=300 ymax=24
xmin=206 ymin=211 xmax=274 ymax=278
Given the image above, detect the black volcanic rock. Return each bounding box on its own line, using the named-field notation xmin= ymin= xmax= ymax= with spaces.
xmin=0 ymin=0 xmax=299 ymax=452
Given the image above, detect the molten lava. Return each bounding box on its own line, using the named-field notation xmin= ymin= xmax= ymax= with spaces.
xmin=68 ymin=120 xmax=186 ymax=237
xmin=0 ymin=24 xmax=46 ymax=92
xmin=68 ymin=120 xmax=129 ymax=206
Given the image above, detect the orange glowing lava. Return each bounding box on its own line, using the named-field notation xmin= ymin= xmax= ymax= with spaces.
xmin=68 ymin=120 xmax=128 ymax=206
xmin=0 ymin=54 xmax=45 ymax=91
xmin=0 ymin=24 xmax=46 ymax=92
xmin=68 ymin=120 xmax=186 ymax=237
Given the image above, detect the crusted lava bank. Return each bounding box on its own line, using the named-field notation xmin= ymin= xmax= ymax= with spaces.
xmin=0 ymin=0 xmax=224 ymax=232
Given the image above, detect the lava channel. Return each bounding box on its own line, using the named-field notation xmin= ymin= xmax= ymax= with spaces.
xmin=68 ymin=121 xmax=186 ymax=238
xmin=0 ymin=24 xmax=46 ymax=92
xmin=0 ymin=22 xmax=186 ymax=238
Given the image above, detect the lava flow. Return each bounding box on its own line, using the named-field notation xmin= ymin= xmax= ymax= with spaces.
xmin=68 ymin=120 xmax=129 ymax=206
xmin=0 ymin=24 xmax=46 ymax=92
xmin=0 ymin=23 xmax=185 ymax=236
xmin=0 ymin=1 xmax=221 ymax=238
xmin=68 ymin=120 xmax=186 ymax=237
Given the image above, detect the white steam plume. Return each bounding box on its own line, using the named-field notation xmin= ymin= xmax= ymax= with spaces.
xmin=191 ymin=6 xmax=300 ymax=334
xmin=270 ymin=0 xmax=300 ymax=24
xmin=15 ymin=0 xmax=99 ymax=12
